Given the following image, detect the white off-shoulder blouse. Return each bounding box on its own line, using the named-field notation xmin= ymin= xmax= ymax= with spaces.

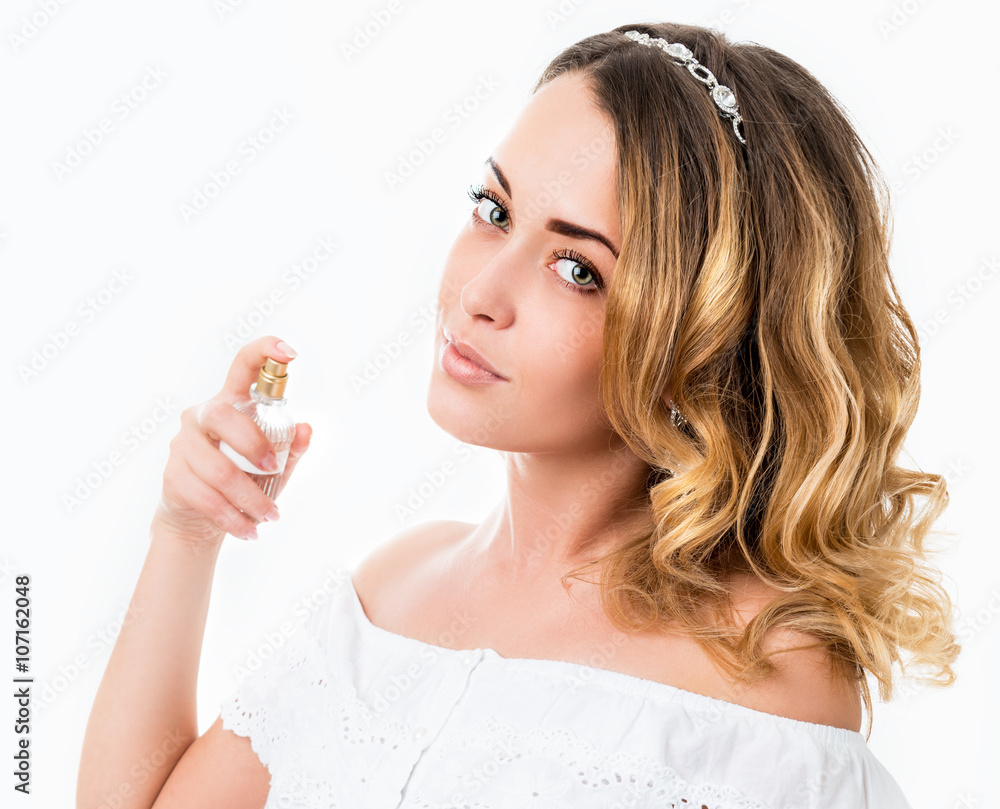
xmin=219 ymin=563 xmax=913 ymax=808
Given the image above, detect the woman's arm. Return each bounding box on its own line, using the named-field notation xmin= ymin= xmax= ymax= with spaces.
xmin=75 ymin=525 xmax=222 ymax=809
xmin=76 ymin=335 xmax=308 ymax=809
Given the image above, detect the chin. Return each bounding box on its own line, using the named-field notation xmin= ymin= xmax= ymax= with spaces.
xmin=425 ymin=369 xmax=516 ymax=450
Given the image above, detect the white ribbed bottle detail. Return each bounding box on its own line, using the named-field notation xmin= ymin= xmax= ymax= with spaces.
xmin=218 ymin=357 xmax=295 ymax=502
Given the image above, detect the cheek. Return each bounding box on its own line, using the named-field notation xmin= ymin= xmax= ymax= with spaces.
xmin=437 ymin=251 xmax=469 ymax=310
xmin=436 ymin=226 xmax=606 ymax=404
xmin=520 ymin=303 xmax=605 ymax=404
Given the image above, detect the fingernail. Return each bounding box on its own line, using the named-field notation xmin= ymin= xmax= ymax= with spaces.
xmin=245 ymin=528 xmax=259 ymax=540
xmin=265 ymin=506 xmax=281 ymax=522
xmin=276 ymin=340 xmax=297 ymax=358
xmin=261 ymin=452 xmax=278 ymax=471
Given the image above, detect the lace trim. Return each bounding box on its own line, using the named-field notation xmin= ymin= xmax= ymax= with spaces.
xmin=221 ymin=622 xmax=777 ymax=809
xmin=344 ymin=568 xmax=865 ymax=749
xmin=220 ymin=582 xmax=421 ymax=809
xmin=407 ymin=713 xmax=774 ymax=809
xmin=219 ymin=567 xmax=830 ymax=808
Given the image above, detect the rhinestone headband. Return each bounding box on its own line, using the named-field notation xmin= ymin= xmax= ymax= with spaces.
xmin=622 ymin=29 xmax=746 ymax=145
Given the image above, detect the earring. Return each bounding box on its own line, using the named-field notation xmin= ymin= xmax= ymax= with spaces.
xmin=670 ymin=401 xmax=688 ymax=429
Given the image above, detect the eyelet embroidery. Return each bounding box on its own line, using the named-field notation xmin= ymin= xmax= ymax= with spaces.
xmin=407 ymin=714 xmax=772 ymax=809
xmin=221 ymin=607 xmax=773 ymax=809
xmin=218 ymin=566 xmax=902 ymax=808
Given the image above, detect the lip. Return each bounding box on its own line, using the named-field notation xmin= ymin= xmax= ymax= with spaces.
xmin=440 ymin=329 xmax=508 ymax=383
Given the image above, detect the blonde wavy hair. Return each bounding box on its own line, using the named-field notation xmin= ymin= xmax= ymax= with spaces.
xmin=541 ymin=21 xmax=960 ymax=740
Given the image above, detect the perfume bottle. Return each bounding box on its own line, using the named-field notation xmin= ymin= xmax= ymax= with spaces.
xmin=218 ymin=357 xmax=296 ymax=501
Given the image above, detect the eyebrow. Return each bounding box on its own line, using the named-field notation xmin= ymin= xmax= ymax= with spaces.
xmin=485 ymin=156 xmax=620 ymax=260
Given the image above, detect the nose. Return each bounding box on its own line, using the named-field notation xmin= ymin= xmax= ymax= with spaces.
xmin=456 ymin=252 xmax=517 ymax=329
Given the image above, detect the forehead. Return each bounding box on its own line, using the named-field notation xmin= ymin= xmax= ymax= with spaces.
xmin=488 ymin=72 xmax=618 ymax=233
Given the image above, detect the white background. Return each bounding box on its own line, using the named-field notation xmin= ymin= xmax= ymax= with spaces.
xmin=2 ymin=0 xmax=996 ymax=806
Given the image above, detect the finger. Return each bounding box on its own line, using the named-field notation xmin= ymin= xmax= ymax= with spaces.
xmin=218 ymin=335 xmax=297 ymax=405
xmin=175 ymin=457 xmax=262 ymax=540
xmin=185 ymin=426 xmax=279 ymax=523
xmin=191 ymin=399 xmax=277 ymax=474
xmin=272 ymin=422 xmax=312 ymax=500
xmin=282 ymin=422 xmax=312 ymax=478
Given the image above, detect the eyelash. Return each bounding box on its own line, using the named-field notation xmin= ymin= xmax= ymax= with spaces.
xmin=465 ymin=183 xmax=605 ymax=296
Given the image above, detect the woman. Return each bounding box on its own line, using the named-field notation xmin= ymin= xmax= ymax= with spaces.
xmin=77 ymin=21 xmax=959 ymax=809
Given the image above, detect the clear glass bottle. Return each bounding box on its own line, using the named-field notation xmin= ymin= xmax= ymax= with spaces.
xmin=219 ymin=357 xmax=295 ymax=501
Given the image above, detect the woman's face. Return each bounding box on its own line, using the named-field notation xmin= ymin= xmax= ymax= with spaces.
xmin=427 ymin=71 xmax=621 ymax=453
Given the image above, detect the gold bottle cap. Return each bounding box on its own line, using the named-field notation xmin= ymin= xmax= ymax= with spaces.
xmin=255 ymin=357 xmax=289 ymax=398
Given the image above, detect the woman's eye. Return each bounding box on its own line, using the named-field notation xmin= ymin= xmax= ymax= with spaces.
xmin=551 ymin=255 xmax=602 ymax=294
xmin=467 ymin=183 xmax=604 ymax=296
xmin=475 ymin=197 xmax=510 ymax=230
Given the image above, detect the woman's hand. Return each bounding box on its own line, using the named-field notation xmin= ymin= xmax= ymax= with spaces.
xmin=151 ymin=336 xmax=312 ymax=548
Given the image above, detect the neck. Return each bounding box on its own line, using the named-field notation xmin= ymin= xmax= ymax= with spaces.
xmin=466 ymin=437 xmax=655 ymax=587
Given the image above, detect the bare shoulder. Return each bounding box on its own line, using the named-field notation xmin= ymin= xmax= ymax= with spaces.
xmin=722 ymin=572 xmax=864 ymax=732
xmin=352 ymin=519 xmax=473 ymax=596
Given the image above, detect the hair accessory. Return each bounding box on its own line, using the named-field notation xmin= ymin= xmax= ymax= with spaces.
xmin=621 ymin=29 xmax=746 ymax=145
xmin=670 ymin=401 xmax=688 ymax=430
